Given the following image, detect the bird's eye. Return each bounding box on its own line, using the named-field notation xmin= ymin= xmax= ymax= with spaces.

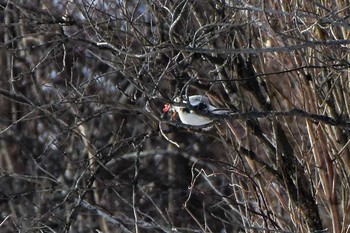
xmin=163 ymin=103 xmax=170 ymax=113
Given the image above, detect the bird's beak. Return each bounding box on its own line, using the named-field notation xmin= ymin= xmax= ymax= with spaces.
xmin=171 ymin=111 xmax=177 ymax=120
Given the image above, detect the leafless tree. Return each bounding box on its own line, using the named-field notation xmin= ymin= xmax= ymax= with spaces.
xmin=1 ymin=0 xmax=350 ymax=232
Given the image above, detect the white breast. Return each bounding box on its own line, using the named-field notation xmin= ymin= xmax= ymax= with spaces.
xmin=176 ymin=108 xmax=213 ymax=126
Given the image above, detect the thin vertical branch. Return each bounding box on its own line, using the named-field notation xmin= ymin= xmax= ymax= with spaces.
xmin=133 ymin=148 xmax=140 ymax=233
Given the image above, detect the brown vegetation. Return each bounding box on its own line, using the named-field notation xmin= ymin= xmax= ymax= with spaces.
xmin=1 ymin=0 xmax=350 ymax=232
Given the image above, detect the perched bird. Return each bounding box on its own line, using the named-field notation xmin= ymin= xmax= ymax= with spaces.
xmin=163 ymin=95 xmax=228 ymax=126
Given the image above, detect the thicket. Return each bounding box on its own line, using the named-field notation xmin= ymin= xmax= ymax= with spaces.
xmin=1 ymin=1 xmax=350 ymax=232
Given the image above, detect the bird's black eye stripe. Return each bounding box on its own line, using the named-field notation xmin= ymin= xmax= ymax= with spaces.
xmin=183 ymin=107 xmax=191 ymax=113
xmin=196 ymin=102 xmax=208 ymax=111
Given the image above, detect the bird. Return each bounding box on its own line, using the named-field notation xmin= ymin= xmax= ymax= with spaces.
xmin=163 ymin=95 xmax=228 ymax=126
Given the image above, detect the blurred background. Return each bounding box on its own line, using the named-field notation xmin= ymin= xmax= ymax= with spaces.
xmin=0 ymin=0 xmax=350 ymax=232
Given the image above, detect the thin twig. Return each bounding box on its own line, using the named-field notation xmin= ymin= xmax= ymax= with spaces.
xmin=95 ymin=39 xmax=350 ymax=58
xmin=133 ymin=148 xmax=140 ymax=233
xmin=159 ymin=122 xmax=180 ymax=147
